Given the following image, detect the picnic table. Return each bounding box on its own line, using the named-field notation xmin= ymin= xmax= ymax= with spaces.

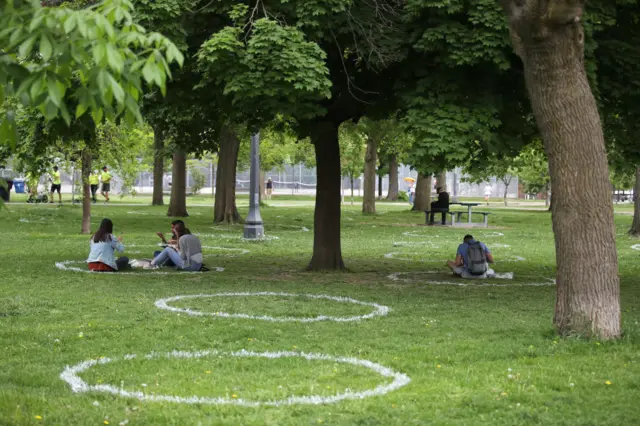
xmin=450 ymin=202 xmax=481 ymax=225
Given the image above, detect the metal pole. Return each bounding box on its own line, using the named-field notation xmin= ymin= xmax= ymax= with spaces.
xmin=244 ymin=132 xmax=265 ymax=239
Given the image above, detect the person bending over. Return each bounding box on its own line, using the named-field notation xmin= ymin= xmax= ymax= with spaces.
xmin=86 ymin=218 xmax=129 ymax=272
xmin=447 ymin=234 xmax=495 ymax=279
xmin=147 ymin=223 xmax=202 ymax=271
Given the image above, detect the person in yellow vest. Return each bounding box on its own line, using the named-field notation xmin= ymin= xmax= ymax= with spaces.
xmin=100 ymin=166 xmax=112 ymax=202
xmin=89 ymin=170 xmax=100 ymax=203
xmin=49 ymin=166 xmax=62 ymax=204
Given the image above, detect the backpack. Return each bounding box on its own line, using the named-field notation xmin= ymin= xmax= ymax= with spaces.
xmin=467 ymin=242 xmax=488 ymax=275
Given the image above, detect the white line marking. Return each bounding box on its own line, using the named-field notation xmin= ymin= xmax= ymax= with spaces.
xmin=60 ymin=349 xmax=411 ymax=406
xmin=632 ymin=244 xmax=640 ymax=251
xmin=154 ymin=292 xmax=391 ymax=323
xmin=55 ymin=260 xmax=224 ymax=274
xmin=384 ymin=252 xmax=524 ymax=262
xmin=387 ymin=271 xmax=554 ymax=287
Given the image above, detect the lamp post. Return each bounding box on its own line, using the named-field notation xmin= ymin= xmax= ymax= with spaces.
xmin=244 ymin=132 xmax=264 ymax=239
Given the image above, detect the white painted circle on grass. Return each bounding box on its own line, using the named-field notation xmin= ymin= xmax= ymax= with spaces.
xmin=384 ymin=252 xmax=525 ymax=262
xmin=199 ymin=233 xmax=281 ymax=241
xmin=632 ymin=244 xmax=640 ymax=251
xmin=60 ymin=349 xmax=411 ymax=406
xmin=154 ymin=292 xmax=390 ymax=323
xmin=55 ymin=260 xmax=224 ymax=274
xmin=386 ymin=271 xmax=554 ymax=287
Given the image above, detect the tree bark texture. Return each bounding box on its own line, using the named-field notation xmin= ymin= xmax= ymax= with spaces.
xmin=378 ymin=172 xmax=383 ymax=199
xmin=259 ymin=170 xmax=266 ymax=204
xmin=412 ymin=173 xmax=432 ymax=211
xmin=167 ymin=150 xmax=188 ymax=217
xmin=502 ymin=177 xmax=511 ymax=207
xmin=502 ymin=0 xmax=620 ymax=339
xmin=81 ymin=148 xmax=92 ymax=234
xmin=152 ymin=127 xmax=164 ymax=206
xmin=350 ymin=176 xmax=354 ymax=204
xmin=308 ymin=121 xmax=345 ymax=270
xmin=630 ymin=166 xmax=640 ymax=236
xmin=386 ymin=155 xmax=399 ymax=201
xmin=435 ymin=171 xmax=447 ymax=192
xmin=362 ymin=137 xmax=377 ymax=213
xmin=214 ymin=127 xmax=242 ymax=224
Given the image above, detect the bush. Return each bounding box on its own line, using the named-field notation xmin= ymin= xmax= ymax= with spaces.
xmin=398 ymin=191 xmax=409 ymax=202
xmin=191 ymin=168 xmax=206 ymax=195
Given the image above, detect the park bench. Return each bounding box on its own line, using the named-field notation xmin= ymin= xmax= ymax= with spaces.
xmin=454 ymin=211 xmax=492 ymax=227
xmin=424 ymin=208 xmax=451 ymax=225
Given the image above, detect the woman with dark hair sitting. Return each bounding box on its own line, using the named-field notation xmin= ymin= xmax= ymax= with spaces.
xmin=86 ymin=218 xmax=129 ymax=272
xmin=146 ymin=222 xmax=202 ymax=271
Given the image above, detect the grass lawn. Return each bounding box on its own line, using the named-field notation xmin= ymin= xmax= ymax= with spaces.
xmin=1 ymin=201 xmax=639 ymax=425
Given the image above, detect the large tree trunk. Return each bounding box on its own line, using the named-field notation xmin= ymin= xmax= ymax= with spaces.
xmin=167 ymin=150 xmax=188 ymax=217
xmin=152 ymin=127 xmax=164 ymax=206
xmin=412 ymin=173 xmax=432 ymax=211
xmin=80 ymin=148 xmax=92 ymax=234
xmin=435 ymin=171 xmax=447 ymax=192
xmin=502 ymin=1 xmax=620 ymax=339
xmin=386 ymin=154 xmax=399 ymax=201
xmin=308 ymin=121 xmax=345 ymax=270
xmin=362 ymin=137 xmax=377 ymax=213
xmin=630 ymin=166 xmax=640 ymax=236
xmin=214 ymin=127 xmax=242 ymax=223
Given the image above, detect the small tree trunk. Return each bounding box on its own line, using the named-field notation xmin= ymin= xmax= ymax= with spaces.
xmin=308 ymin=121 xmax=345 ymax=270
xmin=630 ymin=166 xmax=640 ymax=236
xmin=152 ymin=127 xmax=164 ymax=206
xmin=502 ymin=178 xmax=511 ymax=207
xmin=214 ymin=127 xmax=242 ymax=224
xmin=167 ymin=150 xmax=188 ymax=217
xmin=362 ymin=137 xmax=377 ymax=213
xmin=80 ymin=148 xmax=92 ymax=234
xmin=412 ymin=173 xmax=432 ymax=211
xmin=350 ymin=176 xmax=354 ymax=205
xmin=503 ymin=1 xmax=620 ymax=339
xmin=259 ymin=170 xmax=266 ymax=204
xmin=545 ymin=184 xmax=551 ymax=208
xmin=378 ymin=173 xmax=383 ymax=199
xmin=435 ymin=171 xmax=447 ymax=191
xmin=386 ymin=155 xmax=399 ymax=201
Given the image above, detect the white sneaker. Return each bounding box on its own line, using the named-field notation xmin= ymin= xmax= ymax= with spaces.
xmin=143 ymin=263 xmax=159 ymax=270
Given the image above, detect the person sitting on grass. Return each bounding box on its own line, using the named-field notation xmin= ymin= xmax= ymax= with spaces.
xmin=146 ymin=222 xmax=202 ymax=271
xmin=446 ymin=234 xmax=495 ymax=279
xmin=154 ymin=220 xmax=187 ymax=267
xmin=86 ymin=218 xmax=129 ymax=272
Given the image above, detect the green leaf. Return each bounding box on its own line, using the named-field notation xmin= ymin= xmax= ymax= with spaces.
xmin=18 ymin=35 xmax=37 ymax=58
xmin=76 ymin=102 xmax=88 ymax=119
xmin=47 ymin=78 xmax=65 ymax=107
xmin=40 ymin=36 xmax=53 ymax=61
xmin=42 ymin=99 xmax=58 ymax=120
xmin=106 ymin=44 xmax=124 ymax=73
xmin=107 ymin=73 xmax=125 ymax=103
xmin=142 ymin=60 xmax=156 ymax=85
xmin=64 ymin=15 xmax=77 ymax=34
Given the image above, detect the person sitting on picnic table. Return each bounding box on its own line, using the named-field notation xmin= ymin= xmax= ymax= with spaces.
xmin=447 ymin=234 xmax=495 ymax=279
xmin=429 ymin=186 xmax=450 ymax=225
xmin=146 ymin=222 xmax=202 ymax=271
xmin=86 ymin=218 xmax=129 ymax=272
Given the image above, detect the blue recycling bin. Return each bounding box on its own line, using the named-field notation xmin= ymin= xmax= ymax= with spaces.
xmin=13 ymin=179 xmax=25 ymax=193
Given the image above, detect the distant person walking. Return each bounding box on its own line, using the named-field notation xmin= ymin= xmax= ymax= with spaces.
xmin=49 ymin=166 xmax=62 ymax=204
xmin=266 ymin=177 xmax=273 ymax=200
xmin=484 ymin=184 xmax=492 ymax=205
xmin=447 ymin=234 xmax=495 ymax=279
xmin=100 ymin=166 xmax=112 ymax=203
xmin=89 ymin=170 xmax=100 ymax=203
xmin=407 ymin=181 xmax=415 ymax=205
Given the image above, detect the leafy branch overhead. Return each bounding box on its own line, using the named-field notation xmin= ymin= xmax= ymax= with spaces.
xmin=197 ymin=6 xmax=332 ymax=125
xmin=0 ymin=0 xmax=184 ymax=144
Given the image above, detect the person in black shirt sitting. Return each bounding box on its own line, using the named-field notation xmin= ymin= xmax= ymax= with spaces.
xmin=429 ymin=187 xmax=450 ymax=225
